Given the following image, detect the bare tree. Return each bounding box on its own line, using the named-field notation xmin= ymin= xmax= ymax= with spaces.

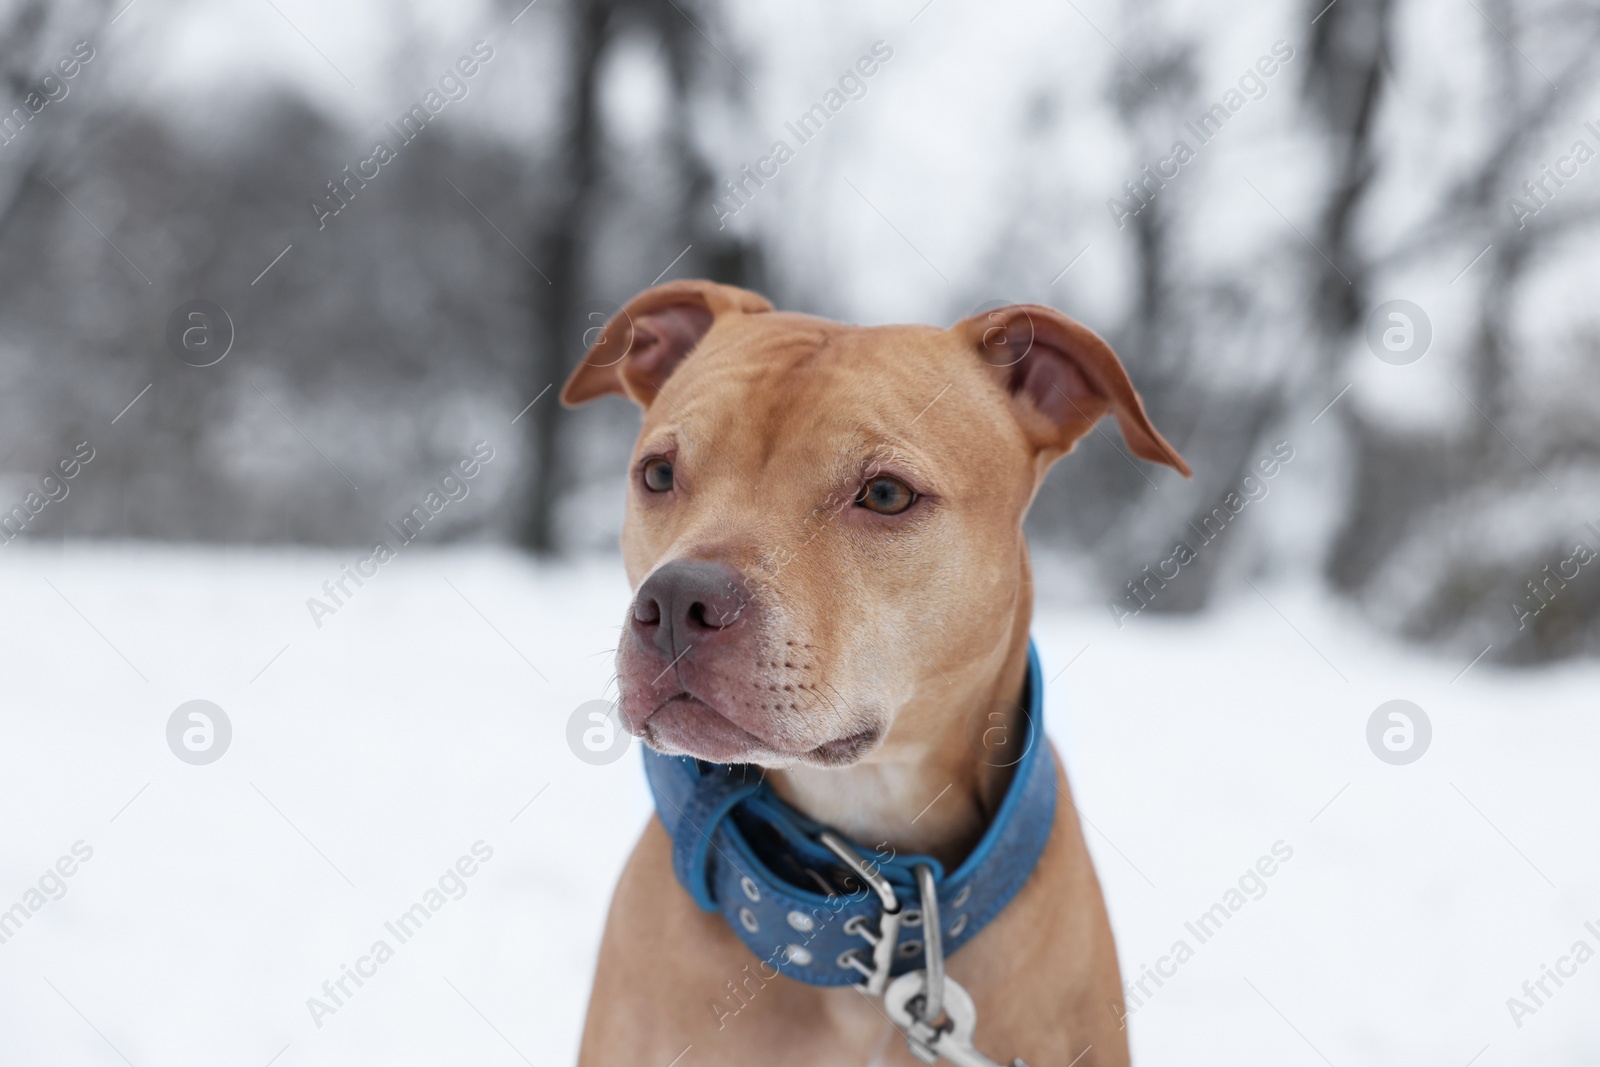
xmin=0 ymin=0 xmax=107 ymax=229
xmin=516 ymin=0 xmax=763 ymax=552
xmin=1305 ymin=0 xmax=1600 ymax=660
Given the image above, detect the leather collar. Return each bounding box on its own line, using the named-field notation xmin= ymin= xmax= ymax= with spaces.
xmin=641 ymin=640 xmax=1056 ymax=987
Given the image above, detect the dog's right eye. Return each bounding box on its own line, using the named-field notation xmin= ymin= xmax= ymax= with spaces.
xmin=856 ymin=476 xmax=915 ymax=515
xmin=641 ymin=458 xmax=674 ymax=492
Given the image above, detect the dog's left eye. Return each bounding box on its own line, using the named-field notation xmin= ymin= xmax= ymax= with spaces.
xmin=856 ymin=476 xmax=915 ymax=515
xmin=642 ymin=458 xmax=674 ymax=492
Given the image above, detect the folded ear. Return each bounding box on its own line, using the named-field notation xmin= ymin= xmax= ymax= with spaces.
xmin=954 ymin=304 xmax=1191 ymax=477
xmin=560 ymin=279 xmax=773 ymax=408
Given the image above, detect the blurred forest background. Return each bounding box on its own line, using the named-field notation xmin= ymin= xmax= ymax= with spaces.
xmin=2 ymin=0 xmax=1598 ymax=665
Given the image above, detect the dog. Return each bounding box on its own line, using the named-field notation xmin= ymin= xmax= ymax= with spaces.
xmin=562 ymin=280 xmax=1189 ymax=1066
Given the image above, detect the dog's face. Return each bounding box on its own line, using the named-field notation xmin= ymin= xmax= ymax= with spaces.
xmin=563 ymin=281 xmax=1188 ymax=768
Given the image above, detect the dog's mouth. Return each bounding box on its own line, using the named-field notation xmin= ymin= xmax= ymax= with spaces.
xmin=639 ymin=693 xmax=772 ymax=763
xmin=635 ymin=692 xmax=880 ymax=766
xmin=806 ymin=727 xmax=881 ymax=766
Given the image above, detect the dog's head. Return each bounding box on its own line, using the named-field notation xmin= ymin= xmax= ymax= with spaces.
xmin=562 ymin=280 xmax=1188 ymax=768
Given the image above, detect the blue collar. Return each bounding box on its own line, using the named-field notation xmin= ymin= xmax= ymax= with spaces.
xmin=641 ymin=640 xmax=1056 ymax=987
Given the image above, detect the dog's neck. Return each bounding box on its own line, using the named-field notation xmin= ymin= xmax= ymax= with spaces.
xmin=766 ymin=578 xmax=1036 ymax=870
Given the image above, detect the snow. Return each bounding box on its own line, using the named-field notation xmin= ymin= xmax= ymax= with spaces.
xmin=1 ymin=543 xmax=1595 ymax=1065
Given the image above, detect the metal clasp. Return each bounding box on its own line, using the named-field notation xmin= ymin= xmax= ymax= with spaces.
xmin=819 ymin=835 xmax=1028 ymax=1067
xmin=885 ymin=970 xmax=1030 ymax=1067
xmin=885 ymin=867 xmax=1031 ymax=1067
xmin=819 ymin=832 xmax=902 ymax=996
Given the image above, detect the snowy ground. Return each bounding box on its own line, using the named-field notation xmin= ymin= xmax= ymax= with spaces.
xmin=0 ymin=543 xmax=1595 ymax=1066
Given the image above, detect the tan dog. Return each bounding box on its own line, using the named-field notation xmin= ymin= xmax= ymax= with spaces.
xmin=563 ymin=280 xmax=1189 ymax=1066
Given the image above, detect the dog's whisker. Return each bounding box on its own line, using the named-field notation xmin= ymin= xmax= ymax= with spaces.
xmin=819 ymin=678 xmax=855 ymax=730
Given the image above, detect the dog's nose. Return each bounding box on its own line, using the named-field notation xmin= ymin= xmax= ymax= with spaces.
xmin=631 ymin=560 xmax=748 ymax=659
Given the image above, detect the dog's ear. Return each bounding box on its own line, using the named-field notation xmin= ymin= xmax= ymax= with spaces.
xmin=954 ymin=303 xmax=1191 ymax=477
xmin=560 ymin=279 xmax=773 ymax=408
